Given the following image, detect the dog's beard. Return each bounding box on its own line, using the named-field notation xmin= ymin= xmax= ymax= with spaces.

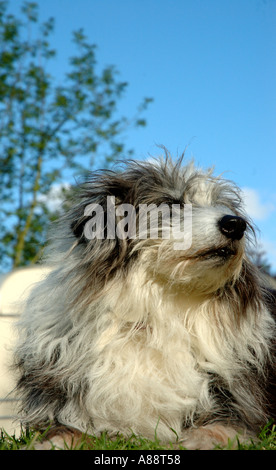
xmin=139 ymin=237 xmax=245 ymax=296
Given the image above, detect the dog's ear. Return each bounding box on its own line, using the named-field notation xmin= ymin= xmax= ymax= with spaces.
xmin=70 ymin=172 xmax=137 ymax=244
xmin=68 ymin=175 xmax=138 ymax=299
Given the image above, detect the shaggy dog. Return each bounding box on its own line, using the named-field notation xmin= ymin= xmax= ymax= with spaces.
xmin=14 ymin=152 xmax=276 ymax=449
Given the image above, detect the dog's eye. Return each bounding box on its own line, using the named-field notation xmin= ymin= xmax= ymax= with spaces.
xmin=170 ymin=199 xmax=183 ymax=206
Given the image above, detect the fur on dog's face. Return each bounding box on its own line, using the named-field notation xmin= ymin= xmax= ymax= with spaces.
xmin=67 ymin=153 xmax=252 ymax=298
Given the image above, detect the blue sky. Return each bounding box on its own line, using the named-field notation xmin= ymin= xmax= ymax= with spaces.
xmin=9 ymin=0 xmax=276 ymax=271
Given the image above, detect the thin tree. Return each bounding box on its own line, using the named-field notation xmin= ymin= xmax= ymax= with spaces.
xmin=0 ymin=1 xmax=152 ymax=269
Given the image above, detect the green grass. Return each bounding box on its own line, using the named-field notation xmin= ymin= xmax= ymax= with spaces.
xmin=0 ymin=423 xmax=276 ymax=450
xmin=0 ymin=428 xmax=170 ymax=451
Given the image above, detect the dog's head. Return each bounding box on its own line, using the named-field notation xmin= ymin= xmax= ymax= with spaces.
xmin=66 ymin=152 xmax=253 ymax=297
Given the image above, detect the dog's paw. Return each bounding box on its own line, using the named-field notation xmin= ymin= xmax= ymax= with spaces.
xmin=177 ymin=424 xmax=249 ymax=450
xmin=27 ymin=426 xmax=92 ymax=450
xmin=31 ymin=435 xmax=71 ymax=450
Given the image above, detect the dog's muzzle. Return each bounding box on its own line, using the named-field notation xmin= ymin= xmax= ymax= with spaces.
xmin=218 ymin=215 xmax=247 ymax=241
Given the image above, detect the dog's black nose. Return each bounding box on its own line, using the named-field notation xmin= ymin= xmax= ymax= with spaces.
xmin=218 ymin=215 xmax=247 ymax=240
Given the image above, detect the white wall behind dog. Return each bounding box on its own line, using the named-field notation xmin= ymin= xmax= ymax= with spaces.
xmin=0 ymin=266 xmax=52 ymax=435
